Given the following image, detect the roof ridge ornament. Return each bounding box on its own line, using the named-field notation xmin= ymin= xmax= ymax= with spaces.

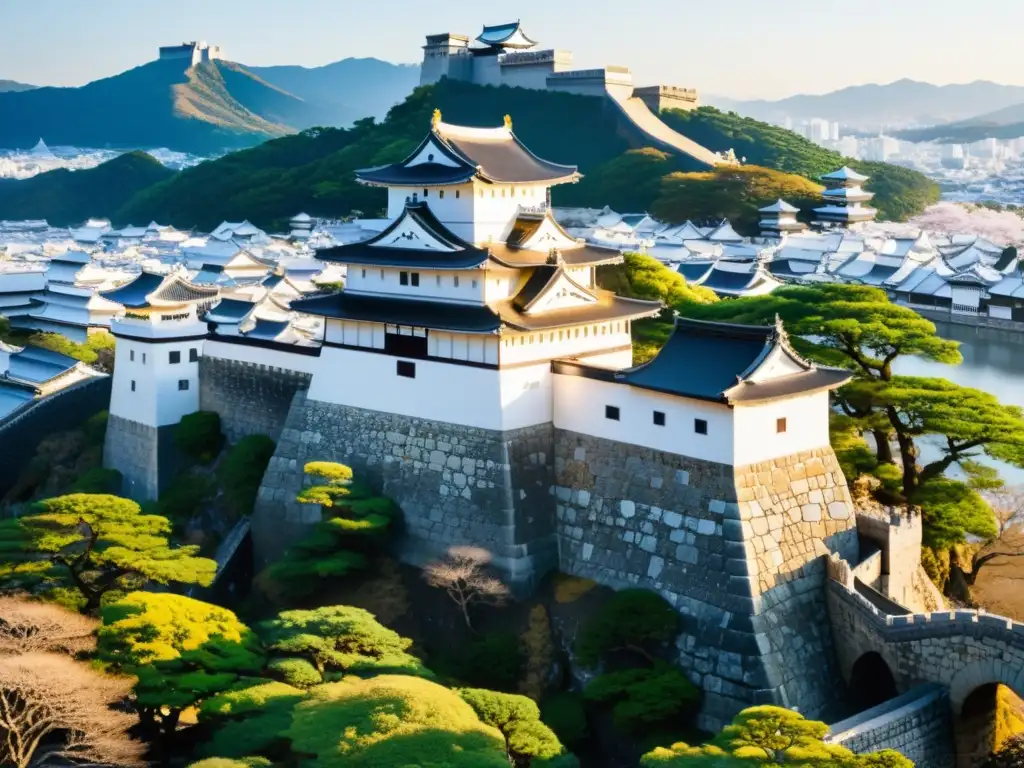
xmin=546 ymin=249 xmax=564 ymax=266
xmin=504 ymin=114 xmax=513 ymax=131
xmin=432 ymin=109 xmax=442 ymax=129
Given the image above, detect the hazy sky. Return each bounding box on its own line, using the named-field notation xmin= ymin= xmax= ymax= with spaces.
xmin=2 ymin=0 xmax=1022 ymax=99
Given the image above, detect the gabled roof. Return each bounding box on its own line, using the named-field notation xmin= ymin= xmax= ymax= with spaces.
xmin=51 ymin=250 xmax=91 ymax=266
xmin=676 ymin=261 xmax=715 ymax=282
xmin=6 ymin=345 xmax=80 ymax=385
xmin=476 ymin=21 xmax=538 ymax=48
xmin=821 ymin=166 xmax=869 ymax=183
xmin=512 ymin=266 xmax=598 ymax=314
xmin=617 ymin=317 xmax=851 ymax=404
xmin=357 ymin=119 xmax=580 ymax=187
xmin=759 ymin=199 xmax=801 ymax=214
xmin=204 ymin=298 xmax=257 ymax=324
xmin=99 ymin=271 xmax=218 ymax=309
xmin=705 ymin=220 xmax=744 ymax=243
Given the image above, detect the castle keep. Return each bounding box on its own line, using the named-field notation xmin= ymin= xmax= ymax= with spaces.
xmin=102 ymin=114 xmax=978 ymax=738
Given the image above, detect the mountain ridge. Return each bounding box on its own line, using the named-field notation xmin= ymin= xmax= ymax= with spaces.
xmin=713 ymin=79 xmax=1024 ymax=130
xmin=0 ymin=80 xmax=35 ymax=93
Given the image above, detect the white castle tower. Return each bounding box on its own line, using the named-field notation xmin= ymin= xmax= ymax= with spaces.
xmin=100 ymin=272 xmax=218 ymax=500
xmin=813 ymin=166 xmax=877 ymax=229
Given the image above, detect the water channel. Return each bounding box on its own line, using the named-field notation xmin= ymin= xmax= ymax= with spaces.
xmin=893 ymin=321 xmax=1024 ymax=485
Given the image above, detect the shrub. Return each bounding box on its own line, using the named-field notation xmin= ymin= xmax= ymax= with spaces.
xmin=540 ymin=692 xmax=589 ymax=748
xmin=268 ymin=657 xmax=322 ymax=688
xmin=520 ymin=605 xmax=554 ymax=701
xmin=154 ymin=470 xmax=216 ymax=532
xmin=70 ymin=467 xmax=122 ymax=494
xmin=584 ymin=663 xmax=700 ymax=736
xmin=444 ymin=631 xmax=522 ymax=691
xmin=219 ymin=435 xmax=275 ymax=517
xmin=457 ymin=688 xmax=575 ymax=765
xmin=576 ymin=589 xmax=681 ymax=668
xmin=175 ymin=411 xmax=224 ymax=464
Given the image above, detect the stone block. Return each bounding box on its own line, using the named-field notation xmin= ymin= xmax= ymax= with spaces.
xmin=639 ymin=535 xmax=657 ymax=553
xmin=676 ymin=469 xmax=690 ymax=485
xmin=574 ymin=446 xmax=586 ymax=461
xmin=676 ymin=544 xmax=699 ymax=564
xmin=582 ymin=543 xmax=594 ymax=561
xmin=621 ymin=500 xmax=636 ymax=518
xmin=648 ymin=555 xmax=665 ymax=579
xmin=577 ymin=489 xmax=591 ymax=506
xmin=697 ymin=519 xmax=716 ymax=536
xmin=709 ymin=499 xmax=726 ymax=515
xmin=828 ymin=502 xmax=850 ymax=520
xmin=790 ymin=478 xmax=810 ymax=495
xmin=802 ymin=504 xmax=822 ymax=522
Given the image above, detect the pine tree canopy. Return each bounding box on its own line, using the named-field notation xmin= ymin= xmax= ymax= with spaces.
xmin=0 ymin=493 xmax=216 ymax=612
xmin=258 ymin=605 xmax=431 ymax=683
xmin=641 ymin=705 xmax=913 ymax=767
xmin=681 ymin=285 xmax=1024 ymax=548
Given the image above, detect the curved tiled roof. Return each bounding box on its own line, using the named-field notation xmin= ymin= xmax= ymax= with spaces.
xmin=99 ymin=272 xmax=165 ymax=308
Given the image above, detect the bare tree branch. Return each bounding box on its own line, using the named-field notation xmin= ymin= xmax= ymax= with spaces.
xmin=422 ymin=546 xmax=509 ymax=631
xmin=0 ymin=597 xmax=98 ymax=657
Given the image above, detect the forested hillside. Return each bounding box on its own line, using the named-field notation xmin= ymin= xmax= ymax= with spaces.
xmin=0 ymin=81 xmax=940 ymax=229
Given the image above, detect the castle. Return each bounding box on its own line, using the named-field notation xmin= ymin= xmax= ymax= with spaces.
xmin=98 ymin=116 xmax=1024 ymax=756
xmin=158 ymin=41 xmax=223 ymax=66
xmin=421 ymin=22 xmax=725 ymax=169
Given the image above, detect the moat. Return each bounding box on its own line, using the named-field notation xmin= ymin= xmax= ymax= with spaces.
xmin=898 ymin=321 xmax=1024 ymax=484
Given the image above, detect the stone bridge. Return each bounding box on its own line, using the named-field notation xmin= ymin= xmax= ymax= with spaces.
xmin=827 ymin=564 xmax=1024 ymax=718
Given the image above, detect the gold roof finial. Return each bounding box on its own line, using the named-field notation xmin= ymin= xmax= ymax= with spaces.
xmin=431 ymin=108 xmax=442 ymax=128
xmin=504 ymin=114 xmax=513 ymax=131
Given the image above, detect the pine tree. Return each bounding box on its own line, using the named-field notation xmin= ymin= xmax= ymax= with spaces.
xmin=0 ymin=493 xmax=217 ymax=612
xmin=682 ymin=284 xmax=1024 ymax=549
xmin=260 ymin=462 xmax=398 ymax=598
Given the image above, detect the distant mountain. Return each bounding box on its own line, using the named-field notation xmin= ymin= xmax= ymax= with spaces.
xmin=715 ymin=80 xmax=1024 ymax=130
xmin=0 ymin=151 xmax=174 ymax=226
xmin=248 ymin=57 xmax=420 ymax=127
xmin=0 ymin=80 xmax=35 ymax=93
xmin=0 ymin=56 xmax=420 ymax=154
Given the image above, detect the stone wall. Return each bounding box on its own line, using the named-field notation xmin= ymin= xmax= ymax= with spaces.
xmin=827 ymin=683 xmax=954 ymax=767
xmin=554 ymin=429 xmax=859 ymax=730
xmin=0 ymin=377 xmax=111 ymax=497
xmin=251 ymin=389 xmax=558 ymax=591
xmin=199 ymin=356 xmax=312 ymax=444
xmin=102 ymin=415 xmax=180 ymax=502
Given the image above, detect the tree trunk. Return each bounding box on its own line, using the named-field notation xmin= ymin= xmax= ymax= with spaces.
xmin=871 ymin=430 xmax=894 ymax=465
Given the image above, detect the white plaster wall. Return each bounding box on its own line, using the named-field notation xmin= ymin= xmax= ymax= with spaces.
xmin=470 ymin=181 xmax=548 ymax=244
xmin=428 ymin=332 xmax=499 ymax=365
xmin=204 ymin=339 xmax=321 ymax=374
xmin=483 ymin=271 xmax=521 ymax=303
xmin=110 ymin=337 xmax=203 ymax=427
xmin=553 ymin=375 xmax=736 ymax=465
xmin=732 ymin=391 xmax=831 ymax=466
xmin=471 ymin=56 xmax=503 ymax=87
xmin=501 ymin=323 xmax=632 ymax=365
xmin=500 ymin=362 xmax=553 ymax=429
xmin=578 ymin=347 xmax=634 ymax=370
xmin=307 ymin=347 xmax=505 ymax=429
xmin=345 ymin=267 xmax=487 ymax=304
xmin=501 ymin=63 xmax=557 ymax=90
xmin=990 ymin=304 xmax=1013 ymax=320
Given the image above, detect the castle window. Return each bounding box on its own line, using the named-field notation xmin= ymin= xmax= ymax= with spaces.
xmin=423 ymin=188 xmax=429 ymax=197
xmin=361 ymin=269 xmax=367 ymax=279
xmin=428 ymin=153 xmax=434 ymax=161
xmin=653 ymin=411 xmax=666 ymax=427
xmin=400 ymin=271 xmax=409 ymax=286
xmin=142 ymin=353 xmax=146 ymax=364
xmin=584 ymin=327 xmax=589 ymax=337
xmin=397 ymin=360 xmax=416 ymax=379
xmin=605 ymin=405 xmax=620 ymax=421
xmin=130 ymin=350 xmax=135 ymax=362
xmin=455 ymin=190 xmax=460 ymax=199
xmin=411 ymin=273 xmax=420 ymax=287
xmin=454 ymin=276 xmax=460 ymax=288
xmin=189 ymin=348 xmax=199 ymax=362
xmin=502 ymin=189 xmax=507 ymax=198
xmin=549 ymin=333 xmax=554 ymax=342
xmin=178 ymin=379 xmax=190 ymax=391
xmin=491 ymin=190 xmax=495 ymax=198
xmin=694 ymin=419 xmax=708 ymax=435
xmin=472 ymin=279 xmax=478 ymax=289
xmin=436 ymin=275 xmax=441 ymax=286
xmin=777 ymin=418 xmax=788 ymax=434
xmin=558 ymin=330 xmax=564 ymax=341
xmin=131 ymin=380 xmax=136 ymax=392
xmin=169 ymin=351 xmax=181 ymax=364
xmin=380 ymin=270 xmax=384 ymax=279
xmin=439 ymin=190 xmax=445 ymax=199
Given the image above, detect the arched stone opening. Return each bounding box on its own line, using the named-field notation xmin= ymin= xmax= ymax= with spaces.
xmin=848 ymin=651 xmax=898 ymax=712
xmin=956 ymin=683 xmax=1002 ymax=768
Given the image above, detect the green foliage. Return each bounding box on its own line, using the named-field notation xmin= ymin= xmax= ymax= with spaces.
xmin=98 ymin=592 xmax=265 ymax=738
xmin=0 ymin=493 xmax=216 ymax=612
xmin=660 ymin=106 xmax=940 ymax=222
xmin=262 ymin=462 xmax=399 ymax=598
xmin=572 ymin=148 xmax=677 ymax=213
xmin=70 ymin=467 xmax=123 ymax=495
xmin=269 ymin=657 xmax=323 ymax=688
xmin=598 ymin=252 xmax=718 ymax=309
xmin=199 ymin=680 xmax=307 ymax=759
xmin=458 ymin=688 xmax=576 ymax=765
xmin=282 ymin=676 xmax=511 ymax=768
xmin=176 ymin=411 xmax=225 ymax=464
xmin=258 ymin=604 xmax=431 ymax=684
xmin=188 ymin=759 xmax=272 ymax=768
xmin=218 ymin=435 xmax=276 ymax=517
xmin=640 ymin=705 xmax=913 ymax=767
xmin=540 ymin=692 xmax=589 ymax=748
xmin=681 ymin=283 xmax=1024 ymax=551
xmin=651 ymin=165 xmax=825 ymax=236
xmin=438 ymin=631 xmax=522 ymax=692
xmin=152 ymin=470 xmax=217 ymax=532
xmin=576 ymin=589 xmax=682 ymax=668
xmin=520 ymin=605 xmax=555 ymax=701
xmin=585 ymin=664 xmax=701 ymax=735
xmin=0 ymin=152 xmax=176 ymax=227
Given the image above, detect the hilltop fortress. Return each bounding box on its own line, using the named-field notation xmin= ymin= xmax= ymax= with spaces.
xmin=420 ymin=22 xmax=727 ymax=169
xmin=158 ymin=41 xmax=223 ymax=66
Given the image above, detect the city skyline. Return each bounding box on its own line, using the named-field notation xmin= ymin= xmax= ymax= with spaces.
xmin=1 ymin=0 xmax=1022 ymax=99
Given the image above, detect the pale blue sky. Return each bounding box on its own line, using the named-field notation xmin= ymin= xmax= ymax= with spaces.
xmin=2 ymin=0 xmax=1022 ymax=99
